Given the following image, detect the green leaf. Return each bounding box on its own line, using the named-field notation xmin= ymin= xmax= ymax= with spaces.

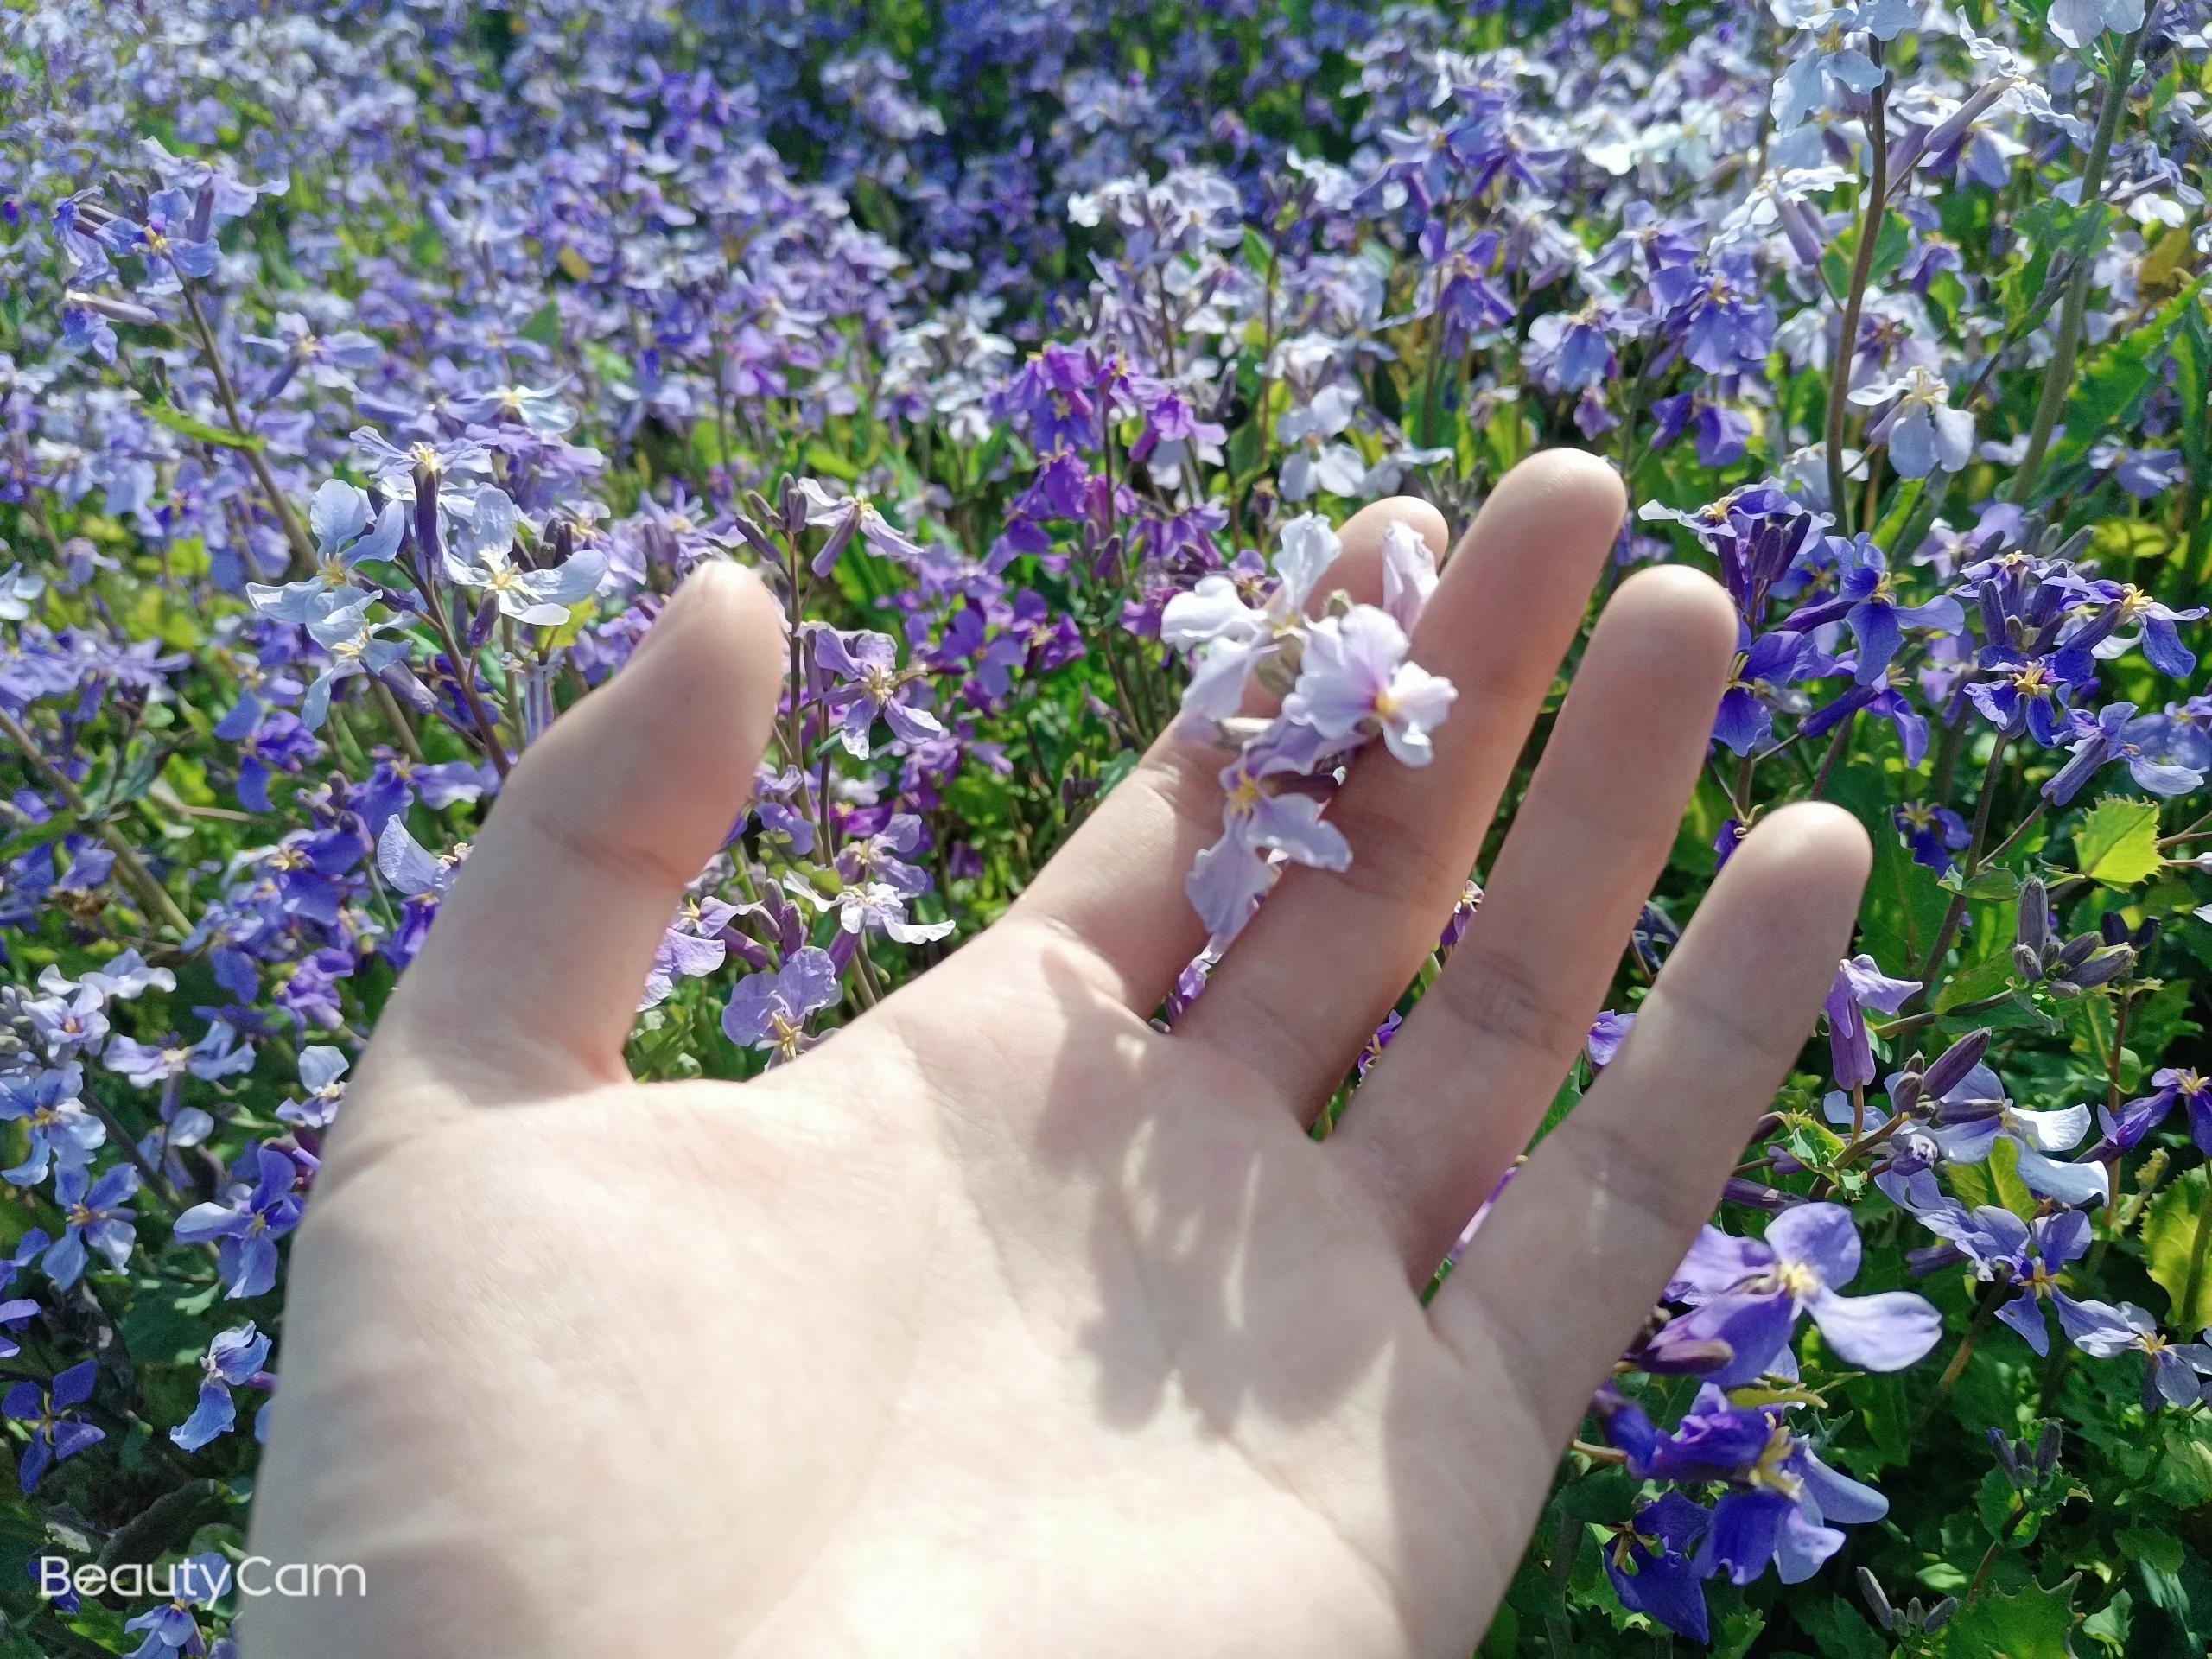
xmin=1936 ymin=950 xmax=2019 ymax=1014
xmin=2081 ymin=1588 xmax=2133 ymax=1656
xmin=1712 ymin=1609 xmax=1766 ymax=1659
xmin=144 ymin=399 xmax=263 ymax=451
xmin=1948 ymin=1135 xmax=2037 ymax=1220
xmin=2143 ymin=1166 xmax=2212 ymax=1329
xmin=1941 ymin=864 xmax=2024 ymax=902
xmin=1945 ymin=1574 xmax=2082 ymax=1659
xmin=1980 ymin=1465 xmax=2020 ymax=1540
xmin=1535 ymin=1066 xmax=1583 ymax=1143
xmin=1793 ymin=1597 xmax=1887 ymax=1659
xmin=2052 ymin=285 xmax=2202 ymax=473
xmin=2074 ymin=796 xmax=2163 ymax=889
xmin=518 ymin=300 xmax=562 ymax=346
xmin=2117 ymin=1527 xmax=2184 ymax=1576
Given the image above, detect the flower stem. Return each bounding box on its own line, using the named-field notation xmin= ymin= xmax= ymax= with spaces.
xmin=2006 ymin=16 xmax=2152 ymax=506
xmin=1824 ymin=41 xmax=1888 ymax=534
xmin=0 ymin=705 xmax=192 ymax=938
xmin=176 ymin=276 xmax=317 ymax=575
xmin=1915 ymin=738 xmax=2012 ymax=1004
xmin=1931 ymin=1273 xmax=2013 ymax=1405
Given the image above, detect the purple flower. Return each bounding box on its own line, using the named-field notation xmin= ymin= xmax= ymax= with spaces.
xmin=1281 ymin=607 xmax=1456 ymax=766
xmin=1606 ymin=1384 xmax=1889 ymax=1586
xmin=1825 ymin=955 xmax=1920 ymax=1089
xmin=2101 ymin=1066 xmax=2212 ymax=1155
xmin=2059 ymin=1299 xmax=2212 ymax=1411
xmin=3 ymin=1360 xmax=103 ymax=1492
xmin=299 ymin=592 xmax=410 ymax=730
xmin=377 ymin=817 xmax=467 ymax=899
xmin=722 ymin=948 xmax=841 ymax=1062
xmin=2049 ymin=0 xmax=2147 ymax=50
xmin=245 ymin=480 xmax=404 ymax=625
xmin=1649 ymin=1205 xmax=1942 ymax=1384
xmin=1966 ymin=648 xmax=2091 ymax=747
xmin=103 ymin=1021 xmax=255 ymax=1091
xmin=813 ymin=627 xmax=944 ymax=759
xmin=1893 ymin=800 xmax=1971 ymax=874
xmin=1160 ymin=514 xmax=1338 ymax=720
xmin=2092 ymin=582 xmax=2205 ymax=679
xmin=442 ymin=486 xmax=607 ymax=626
xmin=349 ymin=428 xmax=491 ymax=504
xmin=1714 ymin=629 xmax=1813 ymax=754
xmin=1603 ymin=1493 xmax=1711 ymax=1642
xmin=797 ymin=479 xmax=927 ymax=568
xmin=44 ymin=1164 xmax=139 ymax=1288
xmin=1851 ymin=366 xmax=1974 ymax=478
xmin=1771 ymin=0 xmax=1916 ymax=130
xmin=0 ymin=1064 xmax=105 ymax=1186
xmin=2042 ymin=702 xmax=2204 ymax=805
xmin=122 ymin=1550 xmax=228 ymax=1656
xmin=174 ymin=1147 xmax=303 ymax=1299
xmin=1918 ymin=1207 xmax=2094 ymax=1357
xmin=24 ymin=983 xmax=110 ymax=1058
xmin=641 ymin=896 xmax=739 ymax=1011
xmin=275 ymin=1046 xmax=351 ymax=1132
xmin=1922 ymin=1061 xmax=2109 ymax=1206
xmin=171 ymin=1323 xmax=275 ymax=1451
xmin=1587 ymin=1009 xmax=1637 ymax=1069
xmin=106 ymin=186 xmax=219 ymax=281
xmin=1785 ymin=536 xmax=1964 ymax=687
xmin=0 ymin=1292 xmax=36 ymax=1363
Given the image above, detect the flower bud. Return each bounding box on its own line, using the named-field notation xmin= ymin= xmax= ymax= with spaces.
xmin=810 ymin=510 xmax=861 ymax=577
xmin=467 ymin=592 xmax=499 ymax=651
xmin=1858 ymin=1567 xmax=1895 ymax=1631
xmin=1777 ymin=196 xmax=1829 ymax=267
xmin=412 ymin=486 xmax=442 ymax=568
xmin=1720 ymin=1177 xmax=1796 ymax=1212
xmin=2063 ymin=944 xmax=2135 ymax=991
xmin=375 ymin=662 xmax=435 ymax=715
xmin=2053 ymin=931 xmax=2098 ymax=976
xmin=2056 ymin=599 xmax=2124 ymax=654
xmin=62 ymin=289 xmax=160 ymax=327
xmin=1977 ymin=578 xmax=2010 ymax=645
xmin=2034 ymin=1420 xmax=2063 ymax=1477
xmin=731 ymin=510 xmax=781 ymax=563
xmin=1924 ymin=78 xmax=2014 ymax=160
xmin=2016 ymin=877 xmax=2049 ymax=961
xmin=1923 ymin=1596 xmax=1958 ymax=1633
xmin=1891 ymin=1070 xmax=1924 ymax=1117
xmin=1923 ymin=1028 xmax=1991 ymax=1099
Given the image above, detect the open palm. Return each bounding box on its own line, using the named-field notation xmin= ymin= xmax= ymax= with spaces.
xmin=245 ymin=452 xmax=1869 ymax=1658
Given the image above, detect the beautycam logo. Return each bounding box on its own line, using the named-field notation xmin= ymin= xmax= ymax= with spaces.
xmin=35 ymin=1555 xmax=366 ymax=1601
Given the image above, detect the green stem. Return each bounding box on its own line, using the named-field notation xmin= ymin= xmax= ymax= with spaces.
xmin=2006 ymin=17 xmax=2152 ymax=506
xmin=176 ymin=276 xmax=316 ymax=574
xmin=1825 ymin=41 xmax=1889 ymax=533
xmin=1916 ymin=738 xmax=2011 ymax=1004
xmin=0 ymin=705 xmax=192 ymax=938
xmin=2180 ymin=1163 xmax=2212 ymax=1334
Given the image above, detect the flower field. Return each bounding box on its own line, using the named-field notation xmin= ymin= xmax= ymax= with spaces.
xmin=3 ymin=0 xmax=2212 ymax=1652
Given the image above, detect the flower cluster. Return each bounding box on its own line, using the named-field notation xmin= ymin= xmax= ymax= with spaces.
xmin=0 ymin=0 xmax=2209 ymax=1650
xmin=1162 ymin=514 xmax=1453 ymax=950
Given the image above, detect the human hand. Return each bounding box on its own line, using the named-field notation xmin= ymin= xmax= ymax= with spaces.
xmin=245 ymin=450 xmax=1870 ymax=1658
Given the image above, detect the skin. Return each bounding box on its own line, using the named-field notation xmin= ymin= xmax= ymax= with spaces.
xmin=245 ymin=450 xmax=1871 ymax=1657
